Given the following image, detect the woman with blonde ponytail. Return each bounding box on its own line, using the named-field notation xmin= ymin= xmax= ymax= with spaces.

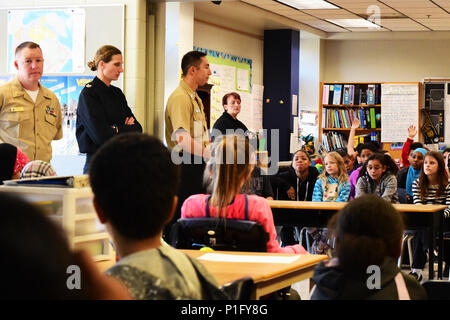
xmin=182 ymin=134 xmax=307 ymax=254
xmin=76 ymin=45 xmax=142 ymax=173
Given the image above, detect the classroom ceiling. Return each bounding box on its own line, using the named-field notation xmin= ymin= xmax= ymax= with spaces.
xmin=240 ymin=0 xmax=450 ymax=32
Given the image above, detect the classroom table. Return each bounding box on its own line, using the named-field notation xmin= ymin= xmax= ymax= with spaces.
xmin=268 ymin=200 xmax=447 ymax=280
xmin=181 ymin=249 xmax=327 ymax=299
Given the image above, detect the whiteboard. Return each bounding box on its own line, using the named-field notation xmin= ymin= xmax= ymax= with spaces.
xmin=381 ymin=83 xmax=419 ymax=143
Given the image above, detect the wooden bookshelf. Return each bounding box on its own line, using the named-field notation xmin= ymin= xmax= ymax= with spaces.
xmin=319 ymin=82 xmax=422 ymax=154
xmin=323 ymin=104 xmax=381 ymax=108
xmin=323 ymin=128 xmax=381 ymax=131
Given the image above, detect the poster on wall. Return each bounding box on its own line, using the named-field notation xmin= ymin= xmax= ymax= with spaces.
xmin=42 ymin=75 xmax=94 ymax=156
xmin=194 ymin=46 xmax=256 ymax=130
xmin=381 ymin=83 xmax=419 ymax=143
xmin=7 ymin=8 xmax=85 ymax=73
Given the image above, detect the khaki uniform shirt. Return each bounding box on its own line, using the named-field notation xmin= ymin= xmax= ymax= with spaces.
xmin=165 ymin=80 xmax=209 ymax=151
xmin=0 ymin=77 xmax=62 ymax=162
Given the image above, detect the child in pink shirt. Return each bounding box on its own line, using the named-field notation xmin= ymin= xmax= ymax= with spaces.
xmin=181 ymin=134 xmax=307 ymax=254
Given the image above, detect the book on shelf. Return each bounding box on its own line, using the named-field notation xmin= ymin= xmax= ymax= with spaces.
xmin=322 ymin=131 xmax=348 ymax=152
xmin=343 ymin=84 xmax=355 ymax=105
xmin=354 ymin=84 xmax=361 ymax=105
xmin=370 ymin=108 xmax=376 ymax=129
xmin=367 ymin=84 xmax=376 ymax=105
xmin=328 ymin=85 xmax=335 ymax=104
xmin=333 ymin=84 xmax=342 ymax=105
xmin=375 ymin=84 xmax=381 ymax=105
xmin=359 ymin=88 xmax=367 ymax=105
xmin=365 ymin=109 xmax=371 ymax=129
xmin=322 ymin=85 xmax=329 ymax=104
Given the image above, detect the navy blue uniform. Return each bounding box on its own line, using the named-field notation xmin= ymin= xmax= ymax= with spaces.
xmin=76 ymin=77 xmax=142 ymax=172
xmin=211 ymin=111 xmax=248 ymax=142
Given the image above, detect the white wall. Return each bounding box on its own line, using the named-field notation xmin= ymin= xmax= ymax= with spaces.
xmin=193 ymin=20 xmax=264 ymax=86
xmin=299 ymin=34 xmax=321 ymax=112
xmin=323 ymin=39 xmax=450 ymax=82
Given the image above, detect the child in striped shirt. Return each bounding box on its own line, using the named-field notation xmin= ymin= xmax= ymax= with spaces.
xmin=411 ymin=151 xmax=450 ymax=280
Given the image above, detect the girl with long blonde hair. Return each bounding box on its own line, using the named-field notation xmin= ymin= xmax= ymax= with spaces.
xmin=181 ymin=134 xmax=307 ymax=254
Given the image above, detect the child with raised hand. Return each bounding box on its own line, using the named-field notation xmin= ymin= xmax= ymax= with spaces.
xmin=309 ymin=194 xmax=427 ymax=300
xmin=182 ymin=134 xmax=307 ymax=254
xmin=405 ymin=148 xmax=427 ymax=203
xmin=410 ymin=151 xmax=450 ymax=281
xmin=355 ymin=152 xmax=399 ymax=203
xmin=401 ymin=125 xmax=422 ymax=167
xmin=397 ymin=145 xmax=426 ymax=203
xmin=310 ymin=152 xmax=350 ymax=255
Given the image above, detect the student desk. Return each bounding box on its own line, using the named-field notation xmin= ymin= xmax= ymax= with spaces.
xmin=181 ymin=249 xmax=327 ymax=299
xmin=268 ymin=200 xmax=447 ymax=280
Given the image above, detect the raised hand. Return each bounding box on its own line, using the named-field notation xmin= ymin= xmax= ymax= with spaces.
xmin=351 ymin=117 xmax=360 ymax=129
xmin=408 ymin=125 xmax=417 ymax=139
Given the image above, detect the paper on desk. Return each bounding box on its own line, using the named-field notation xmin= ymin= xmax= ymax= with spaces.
xmin=197 ymin=253 xmax=301 ymax=264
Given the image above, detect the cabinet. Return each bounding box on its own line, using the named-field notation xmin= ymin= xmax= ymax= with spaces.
xmin=0 ymin=186 xmax=115 ymax=263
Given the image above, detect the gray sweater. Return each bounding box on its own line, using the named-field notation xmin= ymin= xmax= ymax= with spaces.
xmin=355 ymin=174 xmax=399 ymax=203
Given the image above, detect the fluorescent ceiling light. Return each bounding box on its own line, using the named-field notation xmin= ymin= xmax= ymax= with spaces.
xmin=326 ymin=18 xmax=381 ymax=28
xmin=276 ymin=0 xmax=338 ymax=10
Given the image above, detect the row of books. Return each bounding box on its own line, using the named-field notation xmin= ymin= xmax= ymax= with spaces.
xmin=322 ymin=107 xmax=380 ymax=129
xmin=322 ymin=131 xmax=381 ymax=152
xmin=322 ymin=84 xmax=381 ymax=105
xmin=354 ymin=132 xmax=380 ymax=147
xmin=322 ymin=131 xmax=347 ymax=151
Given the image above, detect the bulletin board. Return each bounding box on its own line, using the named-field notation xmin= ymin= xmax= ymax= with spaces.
xmin=193 ymin=46 xmax=257 ymax=129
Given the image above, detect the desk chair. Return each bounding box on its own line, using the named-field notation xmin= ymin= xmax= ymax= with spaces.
xmin=169 ymin=194 xmax=268 ymax=252
xmin=220 ymin=277 xmax=254 ymax=300
xmin=422 ymin=280 xmax=450 ymax=300
xmin=170 ymin=217 xmax=268 ymax=252
xmin=398 ymin=233 xmax=414 ymax=269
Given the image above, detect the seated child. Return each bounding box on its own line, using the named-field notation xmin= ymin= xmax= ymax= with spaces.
xmin=20 ymin=160 xmax=56 ymax=179
xmin=310 ymin=194 xmax=427 ymax=300
xmin=311 ymin=151 xmax=350 ymax=255
xmin=0 ymin=143 xmax=29 ymax=184
xmin=334 ymin=148 xmax=356 ymax=176
xmin=397 ymin=143 xmax=425 ymax=203
xmin=0 ymin=192 xmax=131 ymax=300
xmin=355 ymin=152 xmax=399 ymax=203
xmin=348 ymin=143 xmax=379 ymax=200
xmin=182 ymin=134 xmax=307 ymax=254
xmin=89 ymin=132 xmax=226 ymax=300
xmin=270 ymin=149 xmax=319 ymax=246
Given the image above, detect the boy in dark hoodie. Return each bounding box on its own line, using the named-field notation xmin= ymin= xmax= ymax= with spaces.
xmin=271 ymin=149 xmax=319 ymax=245
xmin=310 ymin=194 xmax=426 ymax=300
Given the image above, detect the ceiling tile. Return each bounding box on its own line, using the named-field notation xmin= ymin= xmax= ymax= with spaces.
xmin=382 ymin=0 xmax=439 ymax=9
xmin=304 ymin=20 xmax=350 ymax=32
xmin=433 ymin=0 xmax=450 ymax=11
xmin=377 ymin=17 xmax=429 ymax=30
xmin=301 ymin=9 xmax=360 ymax=18
xmin=397 ymin=7 xmax=449 ymax=18
xmin=416 ymin=17 xmax=450 ymax=30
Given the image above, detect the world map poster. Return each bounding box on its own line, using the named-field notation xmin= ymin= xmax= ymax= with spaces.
xmin=7 ymin=9 xmax=85 ymax=73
